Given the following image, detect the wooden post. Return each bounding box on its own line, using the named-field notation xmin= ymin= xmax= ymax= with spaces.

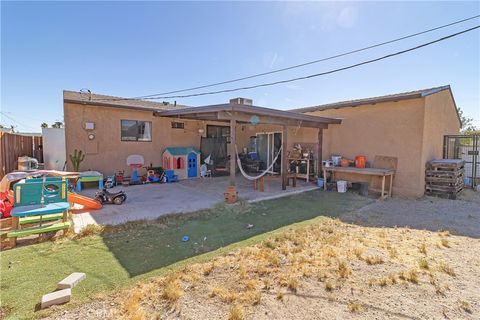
xmin=229 ymin=118 xmax=236 ymax=186
xmin=281 ymin=125 xmax=288 ymax=190
xmin=317 ymin=128 xmax=323 ymax=177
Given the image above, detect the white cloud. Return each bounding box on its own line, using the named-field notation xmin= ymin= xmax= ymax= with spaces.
xmin=337 ymin=6 xmax=358 ymax=29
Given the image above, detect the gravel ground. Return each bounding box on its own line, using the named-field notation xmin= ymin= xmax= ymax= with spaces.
xmin=340 ymin=190 xmax=480 ymax=238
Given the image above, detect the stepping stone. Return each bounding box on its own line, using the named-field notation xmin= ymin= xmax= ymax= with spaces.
xmin=41 ymin=288 xmax=71 ymax=309
xmin=57 ymin=272 xmax=86 ymax=289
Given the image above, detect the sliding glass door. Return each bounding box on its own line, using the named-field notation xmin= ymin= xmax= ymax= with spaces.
xmin=256 ymin=132 xmax=282 ymax=174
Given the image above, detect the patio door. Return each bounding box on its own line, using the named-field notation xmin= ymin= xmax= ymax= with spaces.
xmin=256 ymin=132 xmax=282 ymax=174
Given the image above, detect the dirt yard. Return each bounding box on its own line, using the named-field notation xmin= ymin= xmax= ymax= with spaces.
xmin=44 ymin=194 xmax=480 ymax=320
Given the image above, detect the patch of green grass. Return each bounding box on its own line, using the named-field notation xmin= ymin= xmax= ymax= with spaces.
xmin=0 ymin=190 xmax=371 ymax=319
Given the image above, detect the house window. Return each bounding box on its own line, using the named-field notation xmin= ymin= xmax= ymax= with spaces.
xmin=171 ymin=122 xmax=185 ymax=129
xmin=207 ymin=125 xmax=230 ymax=138
xmin=121 ymin=120 xmax=152 ymax=141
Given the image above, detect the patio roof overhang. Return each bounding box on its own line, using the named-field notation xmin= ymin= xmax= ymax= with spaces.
xmin=154 ymin=103 xmax=342 ymax=128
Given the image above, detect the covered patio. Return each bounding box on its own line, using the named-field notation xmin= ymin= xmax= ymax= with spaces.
xmin=155 ymin=101 xmax=342 ymax=192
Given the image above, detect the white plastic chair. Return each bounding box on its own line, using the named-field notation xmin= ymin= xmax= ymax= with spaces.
xmin=200 ymin=164 xmax=212 ymax=178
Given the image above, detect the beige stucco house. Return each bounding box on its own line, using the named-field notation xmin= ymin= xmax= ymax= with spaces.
xmin=293 ymin=85 xmax=461 ymax=197
xmin=64 ymin=85 xmax=460 ymax=198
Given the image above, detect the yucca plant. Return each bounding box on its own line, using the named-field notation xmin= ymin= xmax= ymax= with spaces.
xmin=69 ymin=149 xmax=85 ymax=171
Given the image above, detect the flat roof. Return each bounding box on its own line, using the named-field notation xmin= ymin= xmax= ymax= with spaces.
xmin=155 ymin=103 xmax=342 ymax=128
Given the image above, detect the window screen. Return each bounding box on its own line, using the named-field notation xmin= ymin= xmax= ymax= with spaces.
xmin=121 ymin=120 xmax=152 ymax=141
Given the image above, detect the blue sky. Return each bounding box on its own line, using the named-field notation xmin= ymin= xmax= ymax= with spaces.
xmin=1 ymin=1 xmax=479 ymax=132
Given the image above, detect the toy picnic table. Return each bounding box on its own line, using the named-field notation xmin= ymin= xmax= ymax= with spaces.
xmin=75 ymin=171 xmax=104 ymax=192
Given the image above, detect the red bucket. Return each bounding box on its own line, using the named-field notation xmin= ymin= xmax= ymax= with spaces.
xmin=355 ymin=156 xmax=366 ymax=168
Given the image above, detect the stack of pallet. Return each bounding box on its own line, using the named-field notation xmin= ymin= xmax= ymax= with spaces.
xmin=425 ymin=159 xmax=465 ymax=199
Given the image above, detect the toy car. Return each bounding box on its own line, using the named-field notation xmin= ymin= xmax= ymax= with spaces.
xmin=95 ymin=188 xmax=126 ymax=205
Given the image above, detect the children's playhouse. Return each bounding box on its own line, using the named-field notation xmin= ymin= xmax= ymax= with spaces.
xmin=162 ymin=147 xmax=201 ymax=180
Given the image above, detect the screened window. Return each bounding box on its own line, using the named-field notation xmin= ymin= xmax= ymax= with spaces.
xmin=171 ymin=122 xmax=185 ymax=129
xmin=121 ymin=120 xmax=152 ymax=141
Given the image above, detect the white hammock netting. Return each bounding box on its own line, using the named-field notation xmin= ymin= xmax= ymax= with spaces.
xmin=235 ymin=145 xmax=283 ymax=181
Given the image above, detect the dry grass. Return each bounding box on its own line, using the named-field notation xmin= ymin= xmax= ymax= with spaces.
xmin=458 ymin=299 xmax=472 ymax=313
xmin=100 ymin=218 xmax=472 ymax=320
xmin=419 ymin=243 xmax=428 ymax=255
xmin=337 ymin=260 xmax=351 ymax=278
xmin=364 ymin=255 xmax=384 ymax=265
xmin=162 ymin=280 xmax=183 ymax=302
xmin=406 ymin=269 xmax=419 ymax=284
xmin=210 ymin=287 xmax=238 ymax=303
xmin=438 ymin=261 xmax=456 ymax=277
xmin=228 ymin=304 xmax=245 ymax=320
xmin=440 ymin=238 xmax=450 ymax=248
xmin=348 ymin=301 xmax=364 ymax=313
xmin=325 ymin=280 xmax=334 ymax=291
xmin=76 ymin=224 xmax=104 ymax=238
xmin=418 ymin=258 xmax=429 ymax=270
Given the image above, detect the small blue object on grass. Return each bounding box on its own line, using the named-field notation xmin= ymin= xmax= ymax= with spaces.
xmin=181 ymin=236 xmax=189 ymax=242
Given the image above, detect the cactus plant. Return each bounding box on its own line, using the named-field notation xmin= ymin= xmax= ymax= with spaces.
xmin=69 ymin=149 xmax=85 ymax=172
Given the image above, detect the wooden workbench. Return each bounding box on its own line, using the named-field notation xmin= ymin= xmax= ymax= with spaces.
xmin=323 ymin=166 xmax=395 ymax=200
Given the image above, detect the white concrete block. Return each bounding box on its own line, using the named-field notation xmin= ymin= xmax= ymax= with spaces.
xmin=57 ymin=272 xmax=86 ymax=289
xmin=41 ymin=288 xmax=71 ymax=309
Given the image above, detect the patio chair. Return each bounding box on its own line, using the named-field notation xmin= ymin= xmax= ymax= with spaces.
xmin=200 ymin=164 xmax=212 ymax=178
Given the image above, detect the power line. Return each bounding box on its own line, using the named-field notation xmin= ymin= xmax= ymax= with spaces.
xmin=0 ymin=111 xmax=37 ymax=130
xmin=95 ymin=14 xmax=479 ymax=101
xmin=111 ymin=25 xmax=480 ymax=100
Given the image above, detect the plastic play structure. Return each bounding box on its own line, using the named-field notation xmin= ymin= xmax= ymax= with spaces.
xmin=0 ymin=170 xmax=102 ymax=219
xmin=127 ymin=154 xmax=144 ymax=184
xmin=6 ymin=177 xmax=71 ymax=247
xmin=69 ymin=192 xmax=103 ymax=210
xmin=162 ymin=147 xmax=201 ymax=180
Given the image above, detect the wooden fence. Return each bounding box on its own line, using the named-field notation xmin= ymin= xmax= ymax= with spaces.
xmin=0 ymin=132 xmax=43 ymax=179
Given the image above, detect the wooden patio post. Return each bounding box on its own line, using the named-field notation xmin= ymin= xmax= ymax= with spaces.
xmin=282 ymin=125 xmax=288 ymax=190
xmin=229 ymin=118 xmax=236 ymax=186
xmin=317 ymin=128 xmax=323 ymax=177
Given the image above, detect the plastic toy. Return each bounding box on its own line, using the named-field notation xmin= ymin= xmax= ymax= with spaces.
xmin=164 ymin=170 xmax=179 ymax=183
xmin=95 ymin=188 xmax=127 ymax=205
xmin=104 ymin=176 xmax=115 ymax=188
xmin=127 ymin=155 xmax=144 ymax=184
xmin=162 ymin=147 xmax=201 ymax=179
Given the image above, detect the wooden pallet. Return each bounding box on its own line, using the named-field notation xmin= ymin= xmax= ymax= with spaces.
xmin=425 ymin=159 xmax=465 ymax=200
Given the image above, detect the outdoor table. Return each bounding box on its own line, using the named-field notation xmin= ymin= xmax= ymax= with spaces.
xmin=75 ymin=173 xmax=103 ymax=192
xmin=323 ymin=166 xmax=395 ymax=200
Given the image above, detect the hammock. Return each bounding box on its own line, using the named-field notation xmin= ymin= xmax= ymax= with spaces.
xmin=235 ymin=145 xmax=283 ymax=181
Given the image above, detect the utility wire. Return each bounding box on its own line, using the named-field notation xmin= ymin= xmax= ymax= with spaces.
xmin=95 ymin=15 xmax=479 ymax=101
xmin=0 ymin=111 xmax=37 ymax=130
xmin=104 ymin=25 xmax=480 ymax=101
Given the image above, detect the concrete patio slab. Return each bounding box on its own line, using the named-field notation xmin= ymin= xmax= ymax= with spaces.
xmin=72 ymin=175 xmax=319 ymax=232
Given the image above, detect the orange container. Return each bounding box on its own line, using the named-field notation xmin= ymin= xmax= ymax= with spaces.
xmin=340 ymin=159 xmax=349 ymax=167
xmin=355 ymin=156 xmax=366 ymax=168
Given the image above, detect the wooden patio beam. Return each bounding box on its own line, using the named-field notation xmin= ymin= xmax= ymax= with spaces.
xmin=229 ymin=117 xmax=236 ymax=186
xmin=282 ymin=125 xmax=288 ymax=190
xmin=216 ymin=111 xmax=328 ymax=129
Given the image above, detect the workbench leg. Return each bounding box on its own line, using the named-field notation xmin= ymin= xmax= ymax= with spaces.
xmin=388 ymin=175 xmax=393 ymax=198
xmin=381 ymin=176 xmax=386 ymax=200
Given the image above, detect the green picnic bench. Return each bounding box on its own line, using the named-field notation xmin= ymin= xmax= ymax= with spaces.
xmin=7 ymin=178 xmax=71 ymax=247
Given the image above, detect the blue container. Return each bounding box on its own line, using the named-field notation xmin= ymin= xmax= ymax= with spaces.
xmin=317 ymin=178 xmax=324 ymax=188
